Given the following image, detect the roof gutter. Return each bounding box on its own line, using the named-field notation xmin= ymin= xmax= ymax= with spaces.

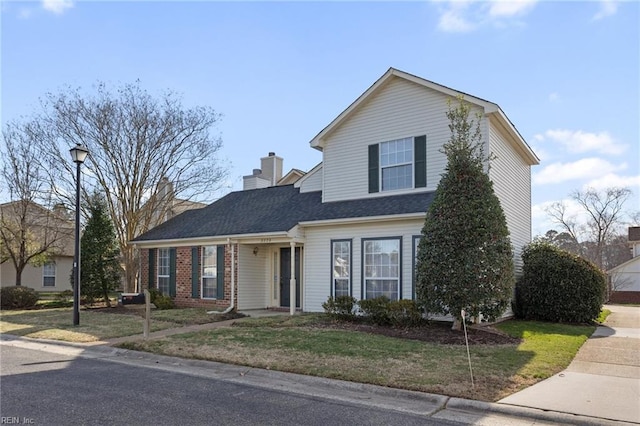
xmin=298 ymin=212 xmax=425 ymax=227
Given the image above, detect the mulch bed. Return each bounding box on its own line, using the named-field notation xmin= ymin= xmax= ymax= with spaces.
xmin=315 ymin=320 xmax=521 ymax=345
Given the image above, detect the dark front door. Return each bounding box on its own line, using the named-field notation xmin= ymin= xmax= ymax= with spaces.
xmin=280 ymin=247 xmax=301 ymax=308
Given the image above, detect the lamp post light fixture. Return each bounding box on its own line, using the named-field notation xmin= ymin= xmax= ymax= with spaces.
xmin=70 ymin=143 xmax=89 ymax=326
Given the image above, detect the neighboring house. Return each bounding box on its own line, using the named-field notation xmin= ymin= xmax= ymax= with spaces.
xmin=608 ymin=227 xmax=640 ymax=303
xmin=149 ymin=177 xmax=208 ymax=226
xmin=0 ymin=201 xmax=74 ymax=292
xmin=132 ymin=68 xmax=539 ymax=314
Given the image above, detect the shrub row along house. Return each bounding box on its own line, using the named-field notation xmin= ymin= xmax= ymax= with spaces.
xmin=132 ymin=68 xmax=539 ymax=314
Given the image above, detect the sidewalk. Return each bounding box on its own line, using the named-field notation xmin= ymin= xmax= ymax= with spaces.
xmin=499 ymin=304 xmax=640 ymax=424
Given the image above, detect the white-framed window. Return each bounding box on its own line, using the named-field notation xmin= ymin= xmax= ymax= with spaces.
xmin=157 ymin=248 xmax=170 ymax=295
xmin=380 ymin=137 xmax=413 ymax=191
xmin=363 ymin=238 xmax=401 ymax=300
xmin=42 ymin=262 xmax=56 ymax=287
xmin=332 ymin=240 xmax=351 ymax=297
xmin=201 ymin=246 xmax=217 ymax=299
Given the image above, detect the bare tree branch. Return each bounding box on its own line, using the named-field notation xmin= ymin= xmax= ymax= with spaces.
xmin=33 ymin=81 xmax=227 ymax=291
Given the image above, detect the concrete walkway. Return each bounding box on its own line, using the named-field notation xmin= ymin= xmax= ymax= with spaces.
xmin=499 ymin=304 xmax=640 ymax=424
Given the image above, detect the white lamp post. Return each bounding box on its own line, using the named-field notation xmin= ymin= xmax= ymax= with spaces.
xmin=70 ymin=144 xmax=89 ymax=326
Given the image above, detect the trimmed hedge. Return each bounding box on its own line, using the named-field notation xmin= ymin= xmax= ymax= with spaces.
xmin=323 ymin=296 xmax=425 ymax=328
xmin=1 ymin=286 xmax=39 ymax=310
xmin=148 ymin=288 xmax=175 ymax=310
xmin=515 ymin=241 xmax=606 ymax=323
xmin=322 ymin=295 xmax=356 ymax=320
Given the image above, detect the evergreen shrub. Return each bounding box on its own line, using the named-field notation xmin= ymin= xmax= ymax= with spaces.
xmin=515 ymin=241 xmax=606 ymax=323
xmin=1 ymin=286 xmax=39 ymax=309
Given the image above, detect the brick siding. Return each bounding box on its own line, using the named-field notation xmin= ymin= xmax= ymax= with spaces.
xmin=140 ymin=244 xmax=239 ymax=310
xmin=609 ymin=291 xmax=640 ymax=304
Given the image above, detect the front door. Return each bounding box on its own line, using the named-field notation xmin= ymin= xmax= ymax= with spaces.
xmin=280 ymin=247 xmax=301 ymax=308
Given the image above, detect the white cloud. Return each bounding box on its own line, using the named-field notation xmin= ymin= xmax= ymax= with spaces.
xmin=488 ymin=0 xmax=537 ymax=18
xmin=533 ymin=129 xmax=627 ymax=156
xmin=533 ymin=158 xmax=627 ymax=185
xmin=436 ymin=0 xmax=537 ymax=33
xmin=42 ymin=0 xmax=74 ymax=15
xmin=593 ymin=0 xmax=618 ymax=21
xmin=584 ymin=173 xmax=640 ymax=192
xmin=18 ymin=8 xmax=33 ymax=19
xmin=437 ymin=2 xmax=477 ymax=33
xmin=548 ymin=92 xmax=559 ymax=102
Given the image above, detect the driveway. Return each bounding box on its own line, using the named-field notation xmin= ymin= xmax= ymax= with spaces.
xmin=499 ymin=304 xmax=640 ymax=424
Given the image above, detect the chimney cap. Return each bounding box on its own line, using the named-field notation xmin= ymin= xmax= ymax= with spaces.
xmin=253 ymin=169 xmax=262 ymax=176
xmin=268 ymin=152 xmax=275 ymax=157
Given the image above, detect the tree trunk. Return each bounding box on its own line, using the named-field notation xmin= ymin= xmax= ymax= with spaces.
xmin=14 ymin=264 xmax=24 ymax=286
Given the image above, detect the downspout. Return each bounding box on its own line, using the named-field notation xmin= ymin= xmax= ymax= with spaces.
xmin=208 ymin=238 xmax=235 ymax=314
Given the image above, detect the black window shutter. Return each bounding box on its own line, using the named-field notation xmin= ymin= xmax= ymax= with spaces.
xmin=368 ymin=144 xmax=379 ymax=193
xmin=148 ymin=249 xmax=156 ymax=289
xmin=169 ymin=248 xmax=177 ymax=297
xmin=414 ymin=135 xmax=427 ymax=188
xmin=216 ymin=245 xmax=225 ymax=299
xmin=191 ymin=247 xmax=199 ymax=298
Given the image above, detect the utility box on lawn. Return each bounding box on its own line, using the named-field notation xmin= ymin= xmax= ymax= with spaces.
xmin=118 ymin=293 xmax=146 ymax=306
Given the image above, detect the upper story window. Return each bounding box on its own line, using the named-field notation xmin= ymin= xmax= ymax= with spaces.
xmin=380 ymin=138 xmax=413 ymax=191
xmin=43 ymin=262 xmax=56 ymax=287
xmin=369 ymin=135 xmax=426 ymax=193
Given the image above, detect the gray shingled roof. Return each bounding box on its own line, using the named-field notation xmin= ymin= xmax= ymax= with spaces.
xmin=133 ymin=185 xmax=434 ymax=242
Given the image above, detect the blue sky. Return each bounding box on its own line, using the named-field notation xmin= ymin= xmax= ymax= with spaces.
xmin=2 ymin=0 xmax=638 ymax=237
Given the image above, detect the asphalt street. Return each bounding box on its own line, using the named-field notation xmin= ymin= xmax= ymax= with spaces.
xmin=0 ymin=345 xmax=459 ymax=426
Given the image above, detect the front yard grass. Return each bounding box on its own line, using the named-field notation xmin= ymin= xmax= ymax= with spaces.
xmin=118 ymin=314 xmax=595 ymax=402
xmin=0 ymin=307 xmax=237 ymax=342
xmin=0 ymin=308 xmax=179 ymax=342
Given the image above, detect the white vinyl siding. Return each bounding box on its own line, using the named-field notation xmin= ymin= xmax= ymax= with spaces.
xmin=321 ymin=77 xmax=486 ymax=203
xmin=42 ymin=262 xmax=56 ymax=287
xmin=488 ymin=118 xmax=532 ymax=276
xmin=303 ymin=219 xmax=423 ymax=312
xmin=157 ymin=248 xmax=170 ymax=295
xmin=237 ymin=245 xmax=270 ymax=309
xmin=201 ymin=246 xmax=217 ymax=299
xmin=298 ymin=164 xmax=323 ymax=193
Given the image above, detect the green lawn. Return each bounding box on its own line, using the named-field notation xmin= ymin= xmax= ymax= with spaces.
xmin=1 ymin=308 xmax=596 ymax=401
xmin=118 ymin=314 xmax=595 ymax=402
xmin=0 ymin=307 xmax=237 ymax=342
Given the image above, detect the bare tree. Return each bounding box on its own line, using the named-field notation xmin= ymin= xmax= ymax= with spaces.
xmin=0 ymin=121 xmax=73 ymax=286
xmin=35 ymin=81 xmax=227 ymax=292
xmin=546 ymin=187 xmax=632 ymax=269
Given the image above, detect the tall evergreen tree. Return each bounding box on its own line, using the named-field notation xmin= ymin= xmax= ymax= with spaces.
xmin=416 ymin=96 xmax=514 ymax=330
xmin=76 ymin=193 xmax=121 ymax=306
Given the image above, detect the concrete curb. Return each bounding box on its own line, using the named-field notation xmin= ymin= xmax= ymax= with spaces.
xmin=446 ymin=397 xmax=636 ymax=426
xmin=2 ymin=333 xmax=636 ymax=425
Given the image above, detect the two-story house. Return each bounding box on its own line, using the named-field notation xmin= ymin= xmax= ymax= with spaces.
xmin=131 ymin=68 xmax=539 ymax=315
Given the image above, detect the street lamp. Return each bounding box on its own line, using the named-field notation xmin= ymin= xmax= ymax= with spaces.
xmin=70 ymin=144 xmax=89 ymax=326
